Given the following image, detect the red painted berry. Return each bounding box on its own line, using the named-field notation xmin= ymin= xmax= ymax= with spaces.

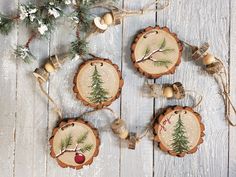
xmin=74 ymin=153 xmax=85 ymax=164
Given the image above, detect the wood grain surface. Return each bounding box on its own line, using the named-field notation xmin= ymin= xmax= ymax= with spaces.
xmin=0 ymin=0 xmax=235 ymax=177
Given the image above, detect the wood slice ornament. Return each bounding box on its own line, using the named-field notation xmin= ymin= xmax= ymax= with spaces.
xmin=73 ymin=58 xmax=124 ymax=109
xmin=50 ymin=118 xmax=100 ymax=169
xmin=154 ymin=106 xmax=205 ymax=157
xmin=131 ymin=26 xmax=183 ymax=78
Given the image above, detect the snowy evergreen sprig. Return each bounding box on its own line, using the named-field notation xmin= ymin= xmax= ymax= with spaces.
xmin=0 ymin=0 xmax=117 ymax=64
xmin=14 ymin=45 xmax=36 ymax=63
xmin=70 ymin=38 xmax=89 ymax=58
xmin=0 ymin=13 xmax=15 ymax=35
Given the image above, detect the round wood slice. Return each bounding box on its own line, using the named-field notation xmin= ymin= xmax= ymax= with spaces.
xmin=50 ymin=118 xmax=100 ymax=169
xmin=73 ymin=58 xmax=123 ymax=109
xmin=131 ymin=26 xmax=183 ymax=78
xmin=153 ymin=106 xmax=205 ymax=157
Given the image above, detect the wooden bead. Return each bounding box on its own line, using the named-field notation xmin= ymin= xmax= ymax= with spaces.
xmin=192 ymin=42 xmax=209 ymax=60
xmin=50 ymin=55 xmax=64 ymax=69
xmin=163 ymin=86 xmax=174 ymax=98
xmin=111 ymin=9 xmax=122 ymax=25
xmin=205 ymin=61 xmax=223 ymax=74
xmin=44 ymin=62 xmax=55 ymax=73
xmin=33 ymin=68 xmax=49 ymax=82
xmin=93 ymin=17 xmax=108 ymax=31
xmin=202 ymin=53 xmax=215 ymax=65
xmin=102 ymin=13 xmax=113 ymax=25
xmin=149 ymin=84 xmax=162 ymax=97
xmin=128 ymin=132 xmax=137 ymax=150
xmin=172 ymin=82 xmax=185 ymax=99
xmin=111 ymin=118 xmax=129 ymax=139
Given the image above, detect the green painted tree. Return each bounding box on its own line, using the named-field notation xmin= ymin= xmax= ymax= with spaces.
xmin=88 ymin=65 xmax=109 ymax=103
xmin=171 ymin=115 xmax=189 ymax=154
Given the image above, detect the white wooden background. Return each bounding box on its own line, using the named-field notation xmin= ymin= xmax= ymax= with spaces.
xmin=0 ymin=0 xmax=236 ymax=176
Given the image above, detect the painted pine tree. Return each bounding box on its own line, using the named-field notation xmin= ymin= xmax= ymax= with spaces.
xmin=171 ymin=115 xmax=189 ymax=154
xmin=88 ymin=65 xmax=109 ymax=103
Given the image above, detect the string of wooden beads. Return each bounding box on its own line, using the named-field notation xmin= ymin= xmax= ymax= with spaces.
xmin=148 ymin=82 xmax=185 ymax=99
xmin=93 ymin=10 xmax=122 ymax=33
xmin=111 ymin=118 xmax=139 ymax=150
xmin=191 ymin=42 xmax=223 ymax=74
xmin=33 ymin=54 xmax=67 ymax=82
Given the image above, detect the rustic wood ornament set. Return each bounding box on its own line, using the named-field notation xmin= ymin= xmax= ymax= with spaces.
xmin=28 ymin=0 xmax=235 ymax=171
xmin=33 ymin=51 xmax=205 ymax=170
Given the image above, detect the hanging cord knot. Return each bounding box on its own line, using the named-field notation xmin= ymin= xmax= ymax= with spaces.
xmin=185 ymin=90 xmax=203 ymax=109
xmin=212 ymin=60 xmax=236 ymax=126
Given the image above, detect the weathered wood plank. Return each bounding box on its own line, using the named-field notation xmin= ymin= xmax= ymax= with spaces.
xmin=229 ymin=0 xmax=236 ymax=176
xmin=0 ymin=1 xmax=17 ymax=176
xmin=154 ymin=0 xmax=229 ymax=177
xmin=46 ymin=17 xmax=78 ymax=177
xmin=75 ymin=19 xmax=122 ymax=177
xmin=47 ymin=9 xmax=121 ymax=176
xmin=14 ymin=0 xmax=49 ymax=176
xmin=120 ymin=0 xmax=155 ymax=177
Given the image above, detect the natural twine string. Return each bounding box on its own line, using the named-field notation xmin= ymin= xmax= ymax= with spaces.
xmin=77 ymin=107 xmax=151 ymax=141
xmin=36 ymin=78 xmax=155 ymax=141
xmin=85 ymin=0 xmax=169 ymax=39
xmin=37 ymin=78 xmax=63 ymax=119
xmin=92 ymin=0 xmax=169 ymax=15
xmin=182 ymin=41 xmax=236 ymax=126
xmin=185 ymin=90 xmax=203 ymax=109
xmin=213 ymin=58 xmax=236 ymax=126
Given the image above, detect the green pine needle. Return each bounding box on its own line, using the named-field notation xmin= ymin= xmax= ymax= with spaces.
xmin=0 ymin=13 xmax=14 ymax=35
xmin=144 ymin=47 xmax=150 ymax=56
xmin=171 ymin=115 xmax=190 ymax=154
xmin=80 ymin=144 xmax=93 ymax=153
xmin=153 ymin=60 xmax=172 ymax=68
xmin=88 ymin=65 xmax=109 ymax=103
xmin=70 ymin=38 xmax=89 ymax=58
xmin=14 ymin=45 xmax=36 ymax=63
xmin=60 ymin=134 xmax=73 ymax=151
xmin=77 ymin=131 xmax=89 ymax=144
xmin=162 ymin=48 xmax=175 ymax=54
xmin=159 ymin=38 xmax=166 ymax=49
xmin=1 ymin=0 xmax=119 ymax=64
xmin=76 ymin=4 xmax=92 ymax=32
